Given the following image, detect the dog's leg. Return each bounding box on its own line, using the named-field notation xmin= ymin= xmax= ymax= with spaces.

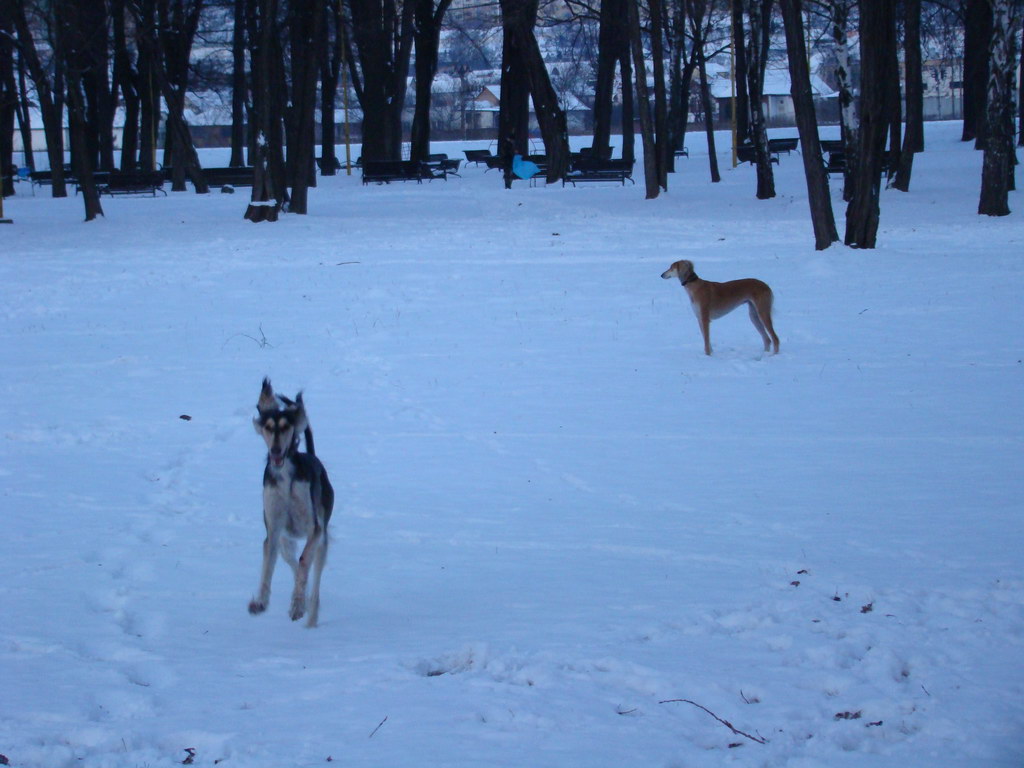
xmin=290 ymin=528 xmax=321 ymax=622
xmin=748 ymin=302 xmax=772 ymax=352
xmin=305 ymin=533 xmax=328 ymax=628
xmin=249 ymin=526 xmax=280 ymax=615
xmin=697 ymin=306 xmax=712 ymax=355
xmin=755 ymin=296 xmax=780 ymax=354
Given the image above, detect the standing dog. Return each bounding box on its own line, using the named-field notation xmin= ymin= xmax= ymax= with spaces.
xmin=249 ymin=378 xmax=334 ymax=627
xmin=661 ymin=259 xmax=779 ymax=356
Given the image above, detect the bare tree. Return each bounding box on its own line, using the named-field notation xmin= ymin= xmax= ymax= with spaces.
xmin=627 ymin=0 xmax=660 ymax=197
xmin=780 ymin=0 xmax=837 ymax=249
xmin=10 ymin=0 xmax=69 ymax=197
xmin=60 ymin=0 xmax=104 ymax=220
xmin=410 ymin=0 xmax=454 ymax=162
xmin=744 ymin=0 xmax=775 ymax=199
xmin=844 ymin=0 xmax=896 ymax=249
xmin=893 ymin=0 xmax=923 ymax=191
xmin=978 ymin=0 xmax=1018 ymax=215
xmin=688 ymin=0 xmax=720 ymax=183
xmin=349 ymin=0 xmax=415 ymax=161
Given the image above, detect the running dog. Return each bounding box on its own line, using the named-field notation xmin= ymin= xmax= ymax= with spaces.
xmin=661 ymin=259 xmax=779 ymax=356
xmin=249 ymin=378 xmax=334 ymax=627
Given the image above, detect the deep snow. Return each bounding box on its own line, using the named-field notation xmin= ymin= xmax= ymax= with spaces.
xmin=2 ymin=122 xmax=1023 ymax=768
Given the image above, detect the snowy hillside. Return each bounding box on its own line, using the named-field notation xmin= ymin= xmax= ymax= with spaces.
xmin=2 ymin=122 xmax=1022 ymax=768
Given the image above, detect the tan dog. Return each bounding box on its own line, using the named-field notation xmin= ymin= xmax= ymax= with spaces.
xmin=661 ymin=260 xmax=779 ymax=356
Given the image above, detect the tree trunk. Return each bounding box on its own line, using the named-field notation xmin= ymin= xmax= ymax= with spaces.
xmin=246 ymin=0 xmax=281 ymax=222
xmin=830 ymin=0 xmax=857 ymax=202
xmin=627 ymin=0 xmax=659 ymax=198
xmin=591 ymin=0 xmax=627 ymax=157
xmin=730 ymin=0 xmax=750 ymax=143
xmin=349 ymin=0 xmax=415 ymax=161
xmin=697 ymin=48 xmax=719 ymax=183
xmin=780 ymin=0 xmax=837 ymax=249
xmin=11 ymin=0 xmax=68 ymax=196
xmin=893 ymin=0 xmax=923 ymax=192
xmin=319 ymin=0 xmax=343 ymax=174
xmin=498 ymin=0 xmax=569 ymax=183
xmin=61 ymin=0 xmax=104 ymax=221
xmin=649 ymin=0 xmax=669 ymax=190
xmin=230 ymin=0 xmax=248 ymax=167
xmin=410 ymin=0 xmax=453 ymax=163
xmin=134 ymin=2 xmax=209 ymax=193
xmin=14 ymin=49 xmax=35 ymax=172
xmin=963 ymin=0 xmax=993 ymax=144
xmin=1 ymin=10 xmax=15 ymax=198
xmin=112 ymin=0 xmax=141 ymax=170
xmin=745 ymin=0 xmax=775 ymax=199
xmin=286 ymin=0 xmax=322 ymax=214
xmin=498 ymin=0 xmax=530 ymax=187
xmin=620 ymin=46 xmax=635 ymax=164
xmin=844 ymin=0 xmax=895 ymax=249
xmin=978 ymin=0 xmax=1016 ymax=216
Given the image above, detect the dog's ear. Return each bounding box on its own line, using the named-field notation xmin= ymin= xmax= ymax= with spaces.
xmin=292 ymin=392 xmax=309 ymax=434
xmin=257 ymin=378 xmax=277 ymax=413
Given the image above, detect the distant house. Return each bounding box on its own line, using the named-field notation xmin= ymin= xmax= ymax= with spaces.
xmin=465 ymin=84 xmax=590 ymax=133
xmin=709 ymin=67 xmax=839 ymax=126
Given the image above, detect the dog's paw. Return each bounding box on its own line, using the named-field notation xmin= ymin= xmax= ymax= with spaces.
xmin=289 ymin=597 xmax=306 ymax=622
xmin=248 ymin=599 xmax=267 ymax=615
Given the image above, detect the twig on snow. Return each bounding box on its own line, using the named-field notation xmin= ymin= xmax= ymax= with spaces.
xmin=659 ymin=699 xmax=767 ymax=745
xmin=369 ymin=715 xmax=389 ymax=739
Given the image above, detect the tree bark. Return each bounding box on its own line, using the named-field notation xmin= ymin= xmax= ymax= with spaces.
xmin=230 ymin=0 xmax=248 ymax=167
xmin=649 ymin=0 xmax=669 ymax=190
xmin=745 ymin=0 xmax=775 ymax=199
xmin=286 ymin=0 xmax=322 ymax=214
xmin=133 ymin=1 xmax=209 ymax=193
xmin=61 ymin=0 xmax=104 ymax=221
xmin=844 ymin=0 xmax=895 ymax=249
xmin=627 ymin=0 xmax=660 ymax=198
xmin=730 ymin=0 xmax=750 ymax=143
xmin=978 ymin=0 xmax=1016 ymax=215
xmin=246 ymin=0 xmax=282 ymax=221
xmin=591 ymin=0 xmax=627 ymax=158
xmin=829 ymin=0 xmax=857 ymax=201
xmin=349 ymin=0 xmax=415 ymax=161
xmin=893 ymin=0 xmax=923 ymax=191
xmin=410 ymin=0 xmax=453 ymax=162
xmin=962 ymin=0 xmax=993 ymax=144
xmin=1 ymin=9 xmax=15 ymax=198
xmin=780 ymin=0 xmax=837 ymax=249
xmin=11 ymin=0 xmax=68 ymax=197
xmin=690 ymin=1 xmax=719 ymax=183
xmin=319 ymin=0 xmax=343 ymax=173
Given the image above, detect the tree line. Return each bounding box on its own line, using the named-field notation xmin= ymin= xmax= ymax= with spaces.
xmin=0 ymin=0 xmax=1020 ymax=246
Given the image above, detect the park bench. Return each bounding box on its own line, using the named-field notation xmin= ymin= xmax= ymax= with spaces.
xmin=30 ymin=165 xmax=75 ymax=190
xmin=98 ymin=170 xmax=166 ymax=196
xmin=463 ymin=149 xmax=495 ymax=167
xmin=361 ymin=160 xmax=435 ymax=184
xmin=768 ymin=137 xmax=799 ymax=154
xmin=736 ymin=145 xmax=779 ymax=165
xmin=316 ymin=156 xmax=342 ymax=173
xmin=674 ymin=146 xmax=689 ymax=158
xmin=204 ymin=167 xmax=255 ymax=188
xmin=825 ymin=150 xmax=895 ymax=176
xmin=819 ymin=139 xmax=844 ymax=154
xmin=563 ymin=157 xmax=634 ymax=186
xmin=425 ymin=153 xmax=461 ymax=179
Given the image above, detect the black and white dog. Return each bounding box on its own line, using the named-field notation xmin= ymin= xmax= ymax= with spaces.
xmin=249 ymin=378 xmax=334 ymax=627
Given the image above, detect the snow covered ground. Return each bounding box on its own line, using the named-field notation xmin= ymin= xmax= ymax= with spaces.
xmin=2 ymin=122 xmax=1023 ymax=768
